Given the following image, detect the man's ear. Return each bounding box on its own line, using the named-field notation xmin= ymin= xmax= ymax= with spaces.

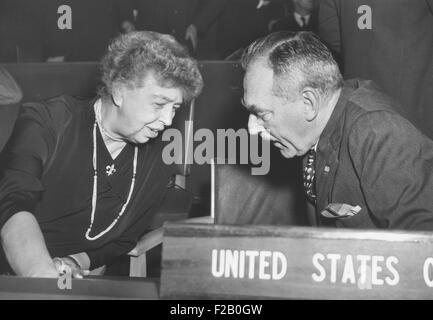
xmin=302 ymin=87 xmax=319 ymax=122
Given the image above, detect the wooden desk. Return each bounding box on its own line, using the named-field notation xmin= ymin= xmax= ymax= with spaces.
xmin=0 ymin=276 xmax=159 ymax=300
xmin=5 ymin=223 xmax=433 ymax=300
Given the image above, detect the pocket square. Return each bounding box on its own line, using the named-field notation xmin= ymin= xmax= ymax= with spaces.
xmin=321 ymin=203 xmax=362 ymax=219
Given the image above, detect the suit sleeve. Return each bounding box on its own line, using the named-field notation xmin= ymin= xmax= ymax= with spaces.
xmin=192 ymin=0 xmax=228 ymax=35
xmin=0 ymin=103 xmax=58 ymax=230
xmin=347 ymin=111 xmax=433 ymax=230
xmin=319 ymin=0 xmax=341 ymax=55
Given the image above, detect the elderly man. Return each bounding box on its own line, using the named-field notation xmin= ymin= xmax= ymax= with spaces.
xmin=0 ymin=31 xmax=203 ymax=277
xmin=242 ymin=31 xmax=433 ymax=230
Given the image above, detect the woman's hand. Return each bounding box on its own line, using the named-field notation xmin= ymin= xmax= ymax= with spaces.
xmin=26 ymin=261 xmax=60 ymax=278
xmin=53 ymin=257 xmax=90 ymax=279
xmin=1 ymin=211 xmax=63 ymax=278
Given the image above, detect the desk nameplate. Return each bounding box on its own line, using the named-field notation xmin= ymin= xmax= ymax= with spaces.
xmin=160 ymin=223 xmax=433 ymax=299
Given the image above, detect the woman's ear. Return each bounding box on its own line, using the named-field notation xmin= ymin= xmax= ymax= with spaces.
xmin=302 ymin=87 xmax=319 ymax=122
xmin=111 ymin=87 xmax=124 ymax=108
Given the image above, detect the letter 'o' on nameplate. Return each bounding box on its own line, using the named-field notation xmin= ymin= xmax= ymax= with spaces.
xmin=160 ymin=222 xmax=433 ymax=299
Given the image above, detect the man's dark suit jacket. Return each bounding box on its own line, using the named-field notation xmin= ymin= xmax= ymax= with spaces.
xmin=310 ymin=79 xmax=433 ymax=230
xmin=319 ymin=0 xmax=433 ymax=139
xmin=271 ymin=11 xmax=319 ymax=33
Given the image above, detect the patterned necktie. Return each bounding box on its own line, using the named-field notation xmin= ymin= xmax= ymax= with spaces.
xmin=303 ymin=148 xmax=317 ymax=204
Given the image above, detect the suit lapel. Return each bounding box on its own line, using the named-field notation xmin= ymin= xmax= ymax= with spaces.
xmin=314 ymin=82 xmax=357 ymax=220
xmin=316 ymin=141 xmax=339 ymax=215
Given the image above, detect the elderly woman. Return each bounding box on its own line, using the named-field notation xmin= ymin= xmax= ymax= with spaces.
xmin=0 ymin=31 xmax=203 ymax=278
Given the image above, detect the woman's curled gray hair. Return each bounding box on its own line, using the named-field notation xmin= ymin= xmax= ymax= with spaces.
xmin=99 ymin=31 xmax=203 ymax=102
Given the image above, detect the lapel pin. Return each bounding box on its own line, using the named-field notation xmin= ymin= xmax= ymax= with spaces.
xmin=106 ymin=164 xmax=116 ymax=176
xmin=324 ymin=165 xmax=330 ymax=173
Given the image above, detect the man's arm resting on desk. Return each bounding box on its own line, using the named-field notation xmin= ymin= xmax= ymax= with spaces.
xmin=0 ymin=211 xmax=58 ymax=277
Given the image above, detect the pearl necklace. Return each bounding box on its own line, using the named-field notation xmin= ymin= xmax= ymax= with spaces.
xmin=85 ymin=108 xmax=138 ymax=241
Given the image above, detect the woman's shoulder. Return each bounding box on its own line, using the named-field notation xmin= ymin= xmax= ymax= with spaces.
xmin=31 ymin=94 xmax=93 ymax=113
xmin=21 ymin=95 xmax=95 ymax=129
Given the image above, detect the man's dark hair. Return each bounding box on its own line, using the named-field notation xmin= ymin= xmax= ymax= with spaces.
xmin=242 ymin=31 xmax=343 ymax=98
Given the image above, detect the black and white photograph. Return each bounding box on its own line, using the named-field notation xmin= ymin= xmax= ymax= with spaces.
xmin=0 ymin=0 xmax=433 ymax=307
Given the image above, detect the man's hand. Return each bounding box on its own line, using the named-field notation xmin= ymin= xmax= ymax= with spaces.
xmin=121 ymin=20 xmax=135 ymax=33
xmin=53 ymin=257 xmax=90 ymax=279
xmin=185 ymin=24 xmax=198 ymax=51
xmin=256 ymin=0 xmax=271 ymax=9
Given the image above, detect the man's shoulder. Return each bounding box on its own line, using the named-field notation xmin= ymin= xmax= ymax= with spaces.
xmin=338 ymin=79 xmax=426 ymax=140
xmin=340 ymin=79 xmax=410 ymax=127
xmin=341 ymin=80 xmax=429 ymax=144
xmin=320 ymin=79 xmax=403 ymax=149
xmin=344 ymin=79 xmax=399 ymax=114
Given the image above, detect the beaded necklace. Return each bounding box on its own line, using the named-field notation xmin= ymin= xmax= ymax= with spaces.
xmin=85 ymin=103 xmax=138 ymax=241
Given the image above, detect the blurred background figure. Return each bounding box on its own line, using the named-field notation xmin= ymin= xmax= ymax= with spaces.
xmin=0 ymin=0 xmax=286 ymax=62
xmin=0 ymin=0 xmax=44 ymax=62
xmin=127 ymin=0 xmax=284 ymax=59
xmin=319 ymin=0 xmax=433 ymax=139
xmin=270 ymin=0 xmax=318 ymax=33
xmin=129 ymin=0 xmax=221 ymax=55
xmin=203 ymin=0 xmax=285 ymax=60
